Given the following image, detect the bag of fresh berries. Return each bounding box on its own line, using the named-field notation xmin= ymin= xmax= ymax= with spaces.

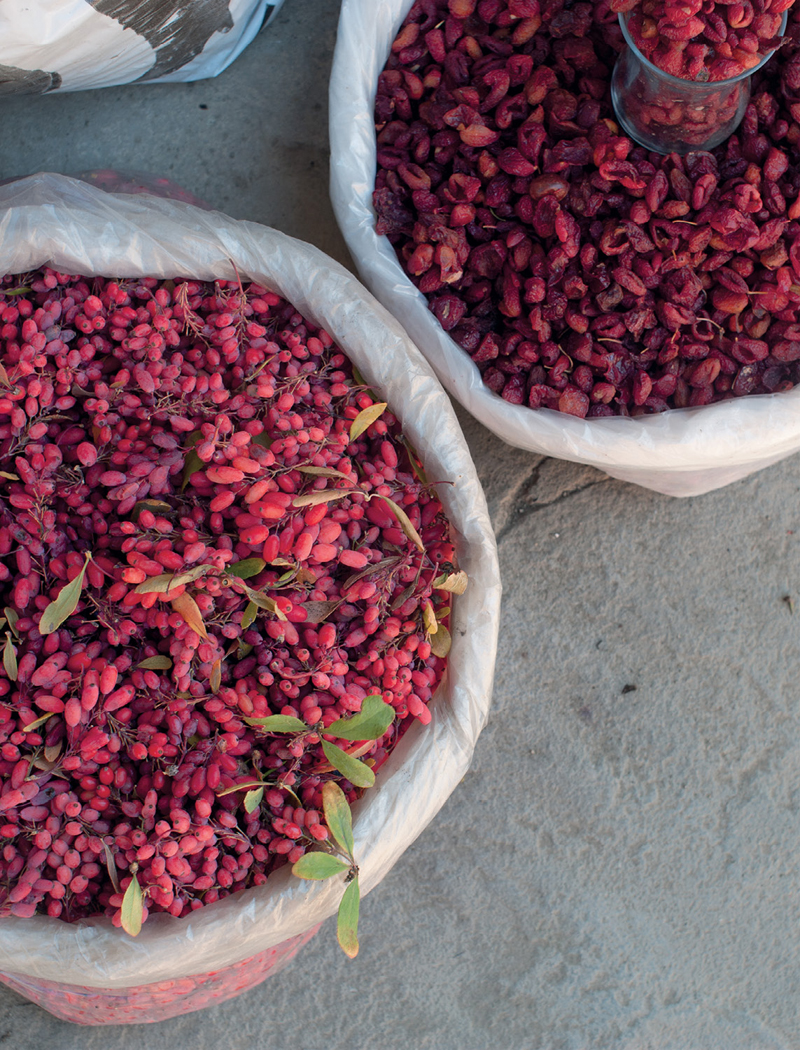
xmin=330 ymin=0 xmax=800 ymax=497
xmin=0 ymin=172 xmax=500 ymax=1024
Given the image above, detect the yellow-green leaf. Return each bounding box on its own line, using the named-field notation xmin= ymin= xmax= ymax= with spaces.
xmin=2 ymin=635 xmax=17 ymax=682
xmin=170 ymin=592 xmax=209 ymax=641
xmin=3 ymin=609 xmax=18 ymax=637
xmin=244 ymin=786 xmax=264 ymax=814
xmin=349 ymin=402 xmax=387 ymax=442
xmin=22 ymin=712 xmax=53 ymax=733
xmin=39 ymin=553 xmax=91 ymax=635
xmin=322 ymin=782 xmax=355 ymax=857
xmin=337 ymin=876 xmax=360 ymax=959
xmin=429 ymin=622 xmax=451 ymax=658
xmin=292 ymin=489 xmax=355 ymax=508
xmin=135 ymin=563 xmax=211 ymax=594
xmin=377 ymin=495 xmax=424 ymax=552
xmin=321 ymin=739 xmax=375 ymax=788
xmin=244 ymin=714 xmax=307 ymax=733
xmin=216 ymin=779 xmax=266 ymax=797
xmin=121 ymin=872 xmax=144 ymax=937
xmin=0 ymin=471 xmax=19 ymax=481
xmin=241 ymin=601 xmax=258 ymax=629
xmin=422 ymin=600 xmax=438 ymax=636
xmin=292 ymin=852 xmax=349 ymax=880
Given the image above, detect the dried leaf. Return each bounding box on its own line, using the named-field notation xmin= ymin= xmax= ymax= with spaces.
xmin=227 ymin=558 xmax=266 ymax=579
xmin=429 ymin=622 xmax=452 ymax=658
xmin=121 ymin=871 xmax=144 ymax=937
xmin=337 ymin=875 xmax=360 ymax=959
xmin=131 ymin=499 xmax=172 ymax=520
xmin=0 ymin=362 xmax=11 ymax=387
xmin=292 ymin=489 xmax=355 ymax=508
xmin=322 ymin=782 xmax=355 ymax=858
xmin=44 ymin=743 xmax=62 ymax=764
xmin=2 ymin=635 xmax=17 ymax=682
xmin=376 ymin=495 xmax=424 ymax=552
xmin=0 ymin=471 xmax=19 ymax=481
xmin=136 ymin=656 xmax=172 ymax=670
xmin=301 ymin=600 xmax=341 ymax=624
xmin=292 ymin=852 xmax=349 ymax=880
xmin=321 ymin=739 xmax=375 ymax=788
xmin=170 ymin=592 xmax=209 ymax=641
xmin=243 ymin=786 xmax=264 ymax=814
xmin=39 ymin=553 xmax=91 ymax=635
xmin=295 ymin=466 xmax=351 ymax=481
xmin=102 ymin=841 xmax=121 ymax=895
xmin=210 ymin=658 xmax=222 ymax=693
xmin=433 ymin=570 xmax=468 ymax=595
xmin=349 ymin=402 xmax=387 ymax=442
xmin=342 ymin=556 xmax=401 ymax=595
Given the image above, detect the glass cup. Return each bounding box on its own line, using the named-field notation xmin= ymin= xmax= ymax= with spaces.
xmin=611 ymin=11 xmax=788 ymax=155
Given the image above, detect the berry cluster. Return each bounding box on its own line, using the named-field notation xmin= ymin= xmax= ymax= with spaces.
xmin=0 ymin=268 xmax=456 ymax=929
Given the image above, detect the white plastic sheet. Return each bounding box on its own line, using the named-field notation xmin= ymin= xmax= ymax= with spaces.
xmin=0 ymin=172 xmax=501 ymax=991
xmin=328 ymin=0 xmax=800 ymax=498
xmin=0 ymin=0 xmax=284 ymax=94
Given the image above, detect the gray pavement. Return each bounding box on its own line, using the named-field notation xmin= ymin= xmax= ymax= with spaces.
xmin=1 ymin=2 xmax=800 ymax=1047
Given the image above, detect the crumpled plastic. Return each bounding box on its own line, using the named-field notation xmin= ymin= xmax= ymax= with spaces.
xmin=0 ymin=0 xmax=284 ymax=95
xmin=0 ymin=173 xmax=501 ymax=1013
xmin=328 ymin=0 xmax=800 ymax=498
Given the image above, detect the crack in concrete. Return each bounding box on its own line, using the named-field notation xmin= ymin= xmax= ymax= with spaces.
xmin=495 ymin=475 xmax=610 ymax=546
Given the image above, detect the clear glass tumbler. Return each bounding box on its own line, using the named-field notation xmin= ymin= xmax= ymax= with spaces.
xmin=611 ymin=12 xmax=788 ymax=155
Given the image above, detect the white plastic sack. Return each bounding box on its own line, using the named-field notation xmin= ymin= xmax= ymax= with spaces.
xmin=0 ymin=0 xmax=284 ymax=94
xmin=328 ymin=0 xmax=800 ymax=498
xmin=0 ymin=173 xmax=500 ymax=1008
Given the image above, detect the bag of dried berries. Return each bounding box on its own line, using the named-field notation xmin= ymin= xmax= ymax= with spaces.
xmin=329 ymin=0 xmax=800 ymax=497
xmin=0 ymin=172 xmax=500 ymax=1024
xmin=0 ymin=0 xmax=285 ymax=95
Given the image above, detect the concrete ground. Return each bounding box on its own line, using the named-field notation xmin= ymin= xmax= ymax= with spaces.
xmin=1 ymin=1 xmax=800 ymax=1047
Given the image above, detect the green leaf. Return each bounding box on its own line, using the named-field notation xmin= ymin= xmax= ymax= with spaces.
xmin=328 ymin=695 xmax=394 ymax=742
xmin=244 ymin=714 xmax=307 ymax=733
xmin=337 ymin=876 xmax=360 ymax=959
xmin=2 ymin=635 xmax=17 ymax=682
xmin=375 ymin=495 xmax=424 ymax=552
xmin=242 ymin=584 xmax=286 ymax=620
xmin=402 ymin=437 xmax=429 ymax=485
xmin=321 ymin=740 xmax=375 ymax=788
xmin=349 ymin=402 xmax=387 ymax=442
xmin=227 ymin=558 xmax=266 ymax=579
xmin=241 ymin=601 xmax=258 ymax=629
xmin=322 ymin=781 xmax=355 ymax=857
xmin=292 ymin=489 xmax=355 ymax=508
xmin=181 ymin=431 xmax=205 ymax=492
xmin=121 ymin=872 xmax=144 ymax=937
xmin=136 ymin=655 xmax=173 ymax=670
xmin=39 ymin=553 xmax=91 ymax=635
xmin=291 ymin=852 xmax=350 ymax=880
xmin=244 ymin=786 xmax=264 ymax=814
